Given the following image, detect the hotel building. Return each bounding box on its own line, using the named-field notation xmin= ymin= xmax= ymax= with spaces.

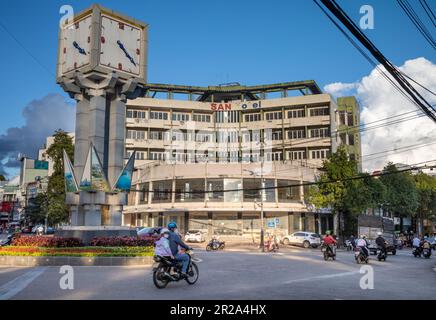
xmin=122 ymin=81 xmax=361 ymax=239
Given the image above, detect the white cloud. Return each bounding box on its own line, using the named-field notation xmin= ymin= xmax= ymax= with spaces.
xmin=324 ymin=82 xmax=358 ymax=97
xmin=327 ymin=57 xmax=436 ymax=172
xmin=0 ymin=94 xmax=76 ymax=178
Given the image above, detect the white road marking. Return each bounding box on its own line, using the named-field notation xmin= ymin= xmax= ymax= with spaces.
xmin=0 ymin=267 xmax=47 ymax=300
xmin=283 ymin=270 xmax=360 ymax=284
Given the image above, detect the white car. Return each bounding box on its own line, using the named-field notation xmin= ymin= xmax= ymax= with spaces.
xmin=281 ymin=231 xmax=321 ymax=248
xmin=184 ymin=230 xmax=206 ymax=243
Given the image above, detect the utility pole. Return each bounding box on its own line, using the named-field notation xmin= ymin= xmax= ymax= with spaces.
xmin=260 ymin=158 xmax=265 ymax=252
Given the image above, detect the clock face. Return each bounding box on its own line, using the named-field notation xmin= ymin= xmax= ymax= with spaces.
xmin=100 ymin=15 xmax=141 ymax=76
xmin=60 ymin=15 xmax=92 ymax=74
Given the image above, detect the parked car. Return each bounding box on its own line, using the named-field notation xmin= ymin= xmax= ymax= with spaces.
xmin=184 ymin=230 xmax=206 ymax=243
xmin=137 ymin=227 xmax=162 ymax=237
xmin=281 ymin=231 xmax=321 ymax=248
xmin=45 ymin=227 xmax=55 ymax=235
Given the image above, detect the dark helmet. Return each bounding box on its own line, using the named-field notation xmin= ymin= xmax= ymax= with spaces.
xmin=167 ymin=222 xmax=177 ymax=230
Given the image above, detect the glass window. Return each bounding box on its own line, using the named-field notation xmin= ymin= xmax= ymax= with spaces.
xmin=206 ymin=179 xmax=224 ymax=201
xmin=151 ymin=180 xmax=172 ymax=203
xmin=213 ymin=213 xmax=240 ymax=236
xmin=175 ymin=179 xmax=205 ymax=202
xmin=309 ymin=107 xmax=329 ymax=117
xmin=347 ymin=112 xmax=354 ymax=126
xmin=223 ymin=179 xmax=242 ymax=203
xmin=288 ymin=109 xmax=305 ymax=118
xmin=277 ymin=180 xmax=300 ymax=202
xmin=288 ymin=128 xmax=306 ymax=139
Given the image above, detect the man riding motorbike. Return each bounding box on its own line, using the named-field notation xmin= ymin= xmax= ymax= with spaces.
xmin=375 ymin=232 xmax=387 ymax=255
xmin=167 ymin=222 xmax=191 ymax=278
xmin=323 ymin=230 xmax=337 ymax=255
xmin=356 ymin=235 xmax=369 ymax=258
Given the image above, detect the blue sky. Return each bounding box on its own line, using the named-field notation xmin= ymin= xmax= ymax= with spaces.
xmin=0 ymin=0 xmax=434 ymax=177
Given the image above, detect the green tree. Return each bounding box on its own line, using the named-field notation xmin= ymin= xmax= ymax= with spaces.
xmin=307 ymin=147 xmax=364 ymax=238
xmin=44 ymin=129 xmax=74 ymax=225
xmin=0 ymin=175 xmax=6 ymax=181
xmin=414 ymin=172 xmax=436 ymax=235
xmin=379 ymin=163 xmax=419 ymax=220
xmin=25 ymin=193 xmax=48 ymax=225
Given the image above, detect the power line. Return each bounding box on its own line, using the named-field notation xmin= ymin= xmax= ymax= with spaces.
xmin=419 ymin=0 xmax=436 ymax=27
xmin=0 ymin=20 xmax=54 ymax=77
xmin=397 ymin=0 xmax=436 ymax=49
xmin=316 ymin=0 xmax=436 ymax=122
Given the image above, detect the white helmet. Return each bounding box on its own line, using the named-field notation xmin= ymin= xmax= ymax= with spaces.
xmin=160 ymin=228 xmax=170 ymax=235
xmin=361 ymin=234 xmax=367 ymax=239
xmin=377 ymin=232 xmax=382 ymax=236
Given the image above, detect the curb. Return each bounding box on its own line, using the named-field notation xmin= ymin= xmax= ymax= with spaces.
xmin=0 ymin=255 xmax=153 ymax=266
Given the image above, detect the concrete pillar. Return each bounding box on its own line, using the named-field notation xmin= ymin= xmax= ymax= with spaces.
xmin=88 ymin=92 xmax=107 ymax=169
xmin=84 ymin=204 xmax=102 ymax=226
xmin=70 ymin=205 xmax=79 ymax=226
xmin=108 ymin=96 xmax=126 ymax=186
xmin=110 ymin=205 xmax=123 ymax=226
xmin=73 ymin=97 xmax=90 ymax=180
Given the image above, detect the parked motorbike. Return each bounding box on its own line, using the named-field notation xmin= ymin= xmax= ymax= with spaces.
xmin=152 ymin=250 xmax=199 ymax=289
xmin=206 ymin=239 xmax=225 ymax=251
xmin=354 ymin=247 xmax=369 ymax=264
xmin=321 ymin=243 xmax=336 ymax=261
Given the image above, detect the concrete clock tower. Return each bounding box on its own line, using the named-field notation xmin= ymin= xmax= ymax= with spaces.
xmin=56 ymin=4 xmax=148 ymax=241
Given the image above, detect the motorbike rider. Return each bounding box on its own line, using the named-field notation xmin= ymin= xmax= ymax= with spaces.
xmin=323 ymin=230 xmax=337 ymax=255
xmin=412 ymin=234 xmax=422 ymax=254
xmin=167 ymin=222 xmax=191 ymax=278
xmin=375 ymin=232 xmax=387 ymax=256
xmin=348 ymin=234 xmax=356 ymax=249
xmin=356 ymin=234 xmax=369 ymax=258
xmin=421 ymin=236 xmax=431 ymax=253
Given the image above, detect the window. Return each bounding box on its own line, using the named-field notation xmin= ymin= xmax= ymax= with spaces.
xmin=151 ymin=180 xmax=172 ymax=203
xmin=288 ymin=150 xmax=306 ymax=160
xmin=349 ymin=153 xmax=356 ymax=161
xmin=244 ymin=113 xmax=261 ymax=122
xmin=135 ymin=151 xmax=145 ymax=160
xmin=287 ymin=109 xmax=305 ymax=118
xmin=216 ymin=111 xmax=240 ymax=123
xmin=150 ymin=111 xmax=168 ymax=120
xmin=149 ymin=151 xmax=166 ymax=161
xmin=193 ymin=114 xmax=211 ymax=122
xmin=347 ymin=112 xmax=354 ymax=126
xmin=287 ymin=128 xmax=306 ymax=139
xmin=277 ymin=180 xmax=300 ymax=202
xmin=195 ymin=132 xmax=213 ymax=142
xmin=339 ymin=111 xmax=346 ymax=125
xmin=310 ymin=149 xmax=330 ymax=159
xmin=266 ymin=130 xmax=283 ymax=141
xmin=309 ymin=127 xmax=330 ymax=138
xmin=265 ymin=111 xmax=283 ymax=121
xmin=149 ymin=130 xmax=164 ymax=140
xmin=348 ymin=134 xmax=355 ymax=145
xmin=172 ymin=112 xmax=190 ymax=122
xmin=217 ymin=130 xmax=238 ymax=143
xmin=126 ymin=130 xmax=145 ymax=140
xmin=206 ymin=179 xmax=224 ymax=201
xmin=266 ymin=152 xmax=283 ymax=161
xmin=309 ymin=107 xmax=329 ymax=117
xmin=127 ymin=110 xmax=146 ymax=119
xmin=175 ymin=179 xmax=205 ymax=202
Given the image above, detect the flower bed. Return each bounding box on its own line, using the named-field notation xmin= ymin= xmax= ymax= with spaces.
xmin=90 ymin=236 xmax=155 ymax=247
xmin=11 ymin=235 xmax=83 ymax=247
xmin=0 ymin=246 xmax=154 ymax=257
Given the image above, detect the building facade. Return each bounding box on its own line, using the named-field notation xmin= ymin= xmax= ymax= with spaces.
xmin=121 ymin=81 xmax=361 ymax=238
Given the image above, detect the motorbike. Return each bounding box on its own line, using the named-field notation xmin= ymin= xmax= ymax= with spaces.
xmin=0 ymin=234 xmax=13 ymax=247
xmin=206 ymin=239 xmax=225 ymax=251
xmin=354 ymin=247 xmax=369 ymax=264
xmin=422 ymin=248 xmax=432 ymax=259
xmin=152 ymin=250 xmax=199 ymax=289
xmin=412 ymin=247 xmax=422 ymax=257
xmin=345 ymin=240 xmax=354 ymax=251
xmin=377 ymin=247 xmax=387 ymax=262
xmin=321 ymin=243 xmax=336 ymax=261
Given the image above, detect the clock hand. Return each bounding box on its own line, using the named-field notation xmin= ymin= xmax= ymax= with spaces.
xmin=117 ymin=40 xmax=136 ymax=66
xmin=73 ymin=41 xmax=86 ymax=55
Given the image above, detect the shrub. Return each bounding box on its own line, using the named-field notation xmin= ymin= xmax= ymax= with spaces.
xmin=90 ymin=236 xmax=155 ymax=247
xmin=11 ymin=235 xmax=83 ymax=247
xmin=0 ymin=246 xmax=153 ymax=257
